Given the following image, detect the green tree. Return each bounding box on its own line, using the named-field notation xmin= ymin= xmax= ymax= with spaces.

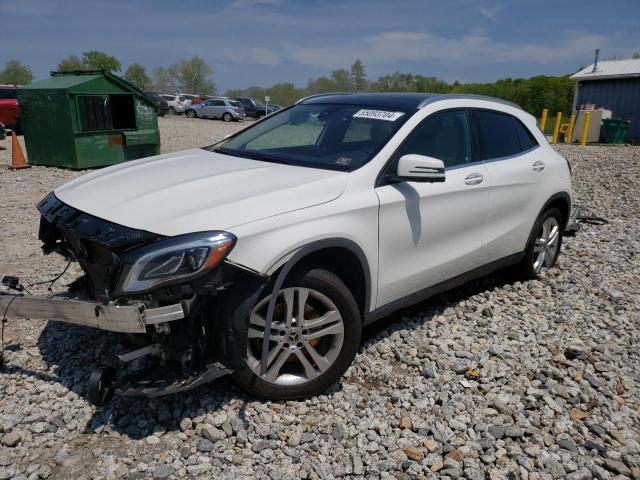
xmin=632 ymin=52 xmax=640 ymax=59
xmin=0 ymin=60 xmax=34 ymax=85
xmin=81 ymin=51 xmax=121 ymax=72
xmin=57 ymin=55 xmax=85 ymax=72
xmin=330 ymin=68 xmax=351 ymax=91
xmin=124 ymin=63 xmax=151 ymax=90
xmin=350 ymin=59 xmax=367 ymax=91
xmin=152 ymin=66 xmax=177 ymax=92
xmin=176 ymin=55 xmax=215 ymax=94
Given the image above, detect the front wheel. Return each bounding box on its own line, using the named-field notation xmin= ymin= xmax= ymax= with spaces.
xmin=233 ymin=269 xmax=361 ymax=400
xmin=514 ymin=207 xmax=563 ymax=279
xmin=186 ymin=109 xmax=197 ymax=118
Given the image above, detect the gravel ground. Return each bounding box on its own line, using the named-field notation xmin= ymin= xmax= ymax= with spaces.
xmin=0 ymin=118 xmax=638 ymax=480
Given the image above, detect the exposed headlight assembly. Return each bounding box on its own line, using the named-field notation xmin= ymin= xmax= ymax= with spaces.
xmin=118 ymin=231 xmax=236 ymax=294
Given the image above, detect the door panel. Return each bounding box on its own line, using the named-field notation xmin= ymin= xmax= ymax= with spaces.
xmin=376 ymin=165 xmax=490 ymax=306
xmin=469 ymin=109 xmax=550 ymax=263
xmin=375 ymin=109 xmax=488 ymax=308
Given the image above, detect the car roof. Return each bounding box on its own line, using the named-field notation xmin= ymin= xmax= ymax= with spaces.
xmin=298 ymin=92 xmax=520 ymax=110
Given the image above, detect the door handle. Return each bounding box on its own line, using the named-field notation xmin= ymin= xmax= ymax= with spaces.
xmin=532 ymin=160 xmax=546 ymax=172
xmin=464 ymin=172 xmax=484 ymax=185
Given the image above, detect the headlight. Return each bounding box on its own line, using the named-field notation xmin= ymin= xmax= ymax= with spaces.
xmin=117 ymin=231 xmax=236 ymax=294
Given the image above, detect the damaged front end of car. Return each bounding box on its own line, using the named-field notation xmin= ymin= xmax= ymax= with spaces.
xmin=0 ymin=192 xmax=269 ymax=403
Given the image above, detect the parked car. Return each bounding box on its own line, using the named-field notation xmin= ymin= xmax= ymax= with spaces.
xmin=160 ymin=94 xmax=186 ymax=114
xmin=186 ymin=98 xmax=244 ymax=121
xmin=235 ymin=96 xmax=278 ymax=119
xmin=1 ymin=93 xmax=572 ymax=403
xmin=145 ymin=92 xmax=170 ymax=117
xmin=0 ymin=85 xmax=20 ymax=131
xmin=174 ymin=93 xmax=197 ymax=107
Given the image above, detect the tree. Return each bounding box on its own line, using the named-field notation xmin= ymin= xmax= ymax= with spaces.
xmin=633 ymin=52 xmax=640 ymax=59
xmin=81 ymin=51 xmax=121 ymax=72
xmin=330 ymin=68 xmax=351 ymax=91
xmin=0 ymin=60 xmax=34 ymax=85
xmin=176 ymin=55 xmax=215 ymax=94
xmin=57 ymin=55 xmax=85 ymax=72
xmin=350 ymin=59 xmax=367 ymax=91
xmin=124 ymin=63 xmax=151 ymax=90
xmin=57 ymin=51 xmax=121 ymax=73
xmin=152 ymin=67 xmax=177 ymax=92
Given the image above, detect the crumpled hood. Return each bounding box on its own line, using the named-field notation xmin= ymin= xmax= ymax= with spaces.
xmin=54 ymin=149 xmax=348 ymax=236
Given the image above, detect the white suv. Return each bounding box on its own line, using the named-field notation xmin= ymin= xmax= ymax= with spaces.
xmin=1 ymin=93 xmax=572 ymax=402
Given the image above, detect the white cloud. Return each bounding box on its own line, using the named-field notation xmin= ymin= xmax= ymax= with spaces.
xmin=281 ymin=30 xmax=609 ymax=70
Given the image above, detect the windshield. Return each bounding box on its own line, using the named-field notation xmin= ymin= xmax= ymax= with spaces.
xmin=208 ymin=103 xmax=412 ymax=171
xmin=0 ymin=89 xmax=17 ymax=100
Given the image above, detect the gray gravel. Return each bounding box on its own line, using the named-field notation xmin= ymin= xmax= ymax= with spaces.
xmin=0 ymin=121 xmax=639 ymax=479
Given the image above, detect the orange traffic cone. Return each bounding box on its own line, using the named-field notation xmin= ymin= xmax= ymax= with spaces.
xmin=9 ymin=131 xmax=30 ymax=170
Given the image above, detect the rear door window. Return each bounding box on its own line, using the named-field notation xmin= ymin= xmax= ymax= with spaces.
xmin=470 ymin=110 xmax=535 ymax=160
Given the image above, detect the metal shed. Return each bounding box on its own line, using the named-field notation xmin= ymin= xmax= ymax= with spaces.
xmin=570 ymin=58 xmax=640 ymax=144
xmin=18 ymin=71 xmax=160 ymax=169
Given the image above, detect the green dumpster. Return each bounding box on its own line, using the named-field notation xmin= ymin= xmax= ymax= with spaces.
xmin=600 ymin=118 xmax=630 ymax=144
xmin=17 ymin=71 xmax=160 ymax=169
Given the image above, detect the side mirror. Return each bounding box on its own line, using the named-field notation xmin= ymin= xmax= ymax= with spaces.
xmin=388 ymin=154 xmax=446 ymax=183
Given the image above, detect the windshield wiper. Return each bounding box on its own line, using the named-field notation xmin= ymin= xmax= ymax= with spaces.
xmin=215 ymin=147 xmax=293 ymax=165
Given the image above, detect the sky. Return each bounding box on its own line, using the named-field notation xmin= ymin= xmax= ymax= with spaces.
xmin=1 ymin=0 xmax=639 ymax=93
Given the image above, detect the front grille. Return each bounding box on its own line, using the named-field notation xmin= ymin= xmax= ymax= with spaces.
xmin=38 ymin=192 xmax=165 ymax=298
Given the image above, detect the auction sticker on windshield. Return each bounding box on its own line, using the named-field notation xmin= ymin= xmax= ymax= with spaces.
xmin=353 ymin=109 xmax=404 ymax=121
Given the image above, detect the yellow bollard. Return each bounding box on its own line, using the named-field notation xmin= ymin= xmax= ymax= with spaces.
xmin=565 ymin=114 xmax=575 ymax=143
xmin=580 ymin=111 xmax=591 ymax=146
xmin=540 ymin=109 xmax=548 ymax=131
xmin=552 ymin=112 xmax=562 ymax=144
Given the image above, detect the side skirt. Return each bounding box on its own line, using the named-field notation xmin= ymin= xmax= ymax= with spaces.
xmin=364 ymin=252 xmax=524 ymax=325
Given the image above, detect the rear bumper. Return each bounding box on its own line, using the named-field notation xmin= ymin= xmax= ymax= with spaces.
xmin=0 ymin=291 xmax=184 ymax=334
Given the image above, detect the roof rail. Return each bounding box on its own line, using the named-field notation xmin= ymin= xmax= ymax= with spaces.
xmin=296 ymin=92 xmax=353 ymax=104
xmin=418 ymin=93 xmax=521 ymax=110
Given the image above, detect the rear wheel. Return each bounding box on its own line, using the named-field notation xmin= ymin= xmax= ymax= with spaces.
xmin=222 ymin=112 xmax=233 ymax=122
xmin=514 ymin=207 xmax=563 ymax=279
xmin=233 ymin=269 xmax=361 ymax=400
xmin=186 ymin=109 xmax=197 ymax=118
xmin=256 ymin=112 xmax=265 ymax=120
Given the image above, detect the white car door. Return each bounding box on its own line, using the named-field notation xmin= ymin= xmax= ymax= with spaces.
xmin=469 ymin=109 xmax=549 ymax=262
xmin=376 ymin=109 xmax=490 ymax=306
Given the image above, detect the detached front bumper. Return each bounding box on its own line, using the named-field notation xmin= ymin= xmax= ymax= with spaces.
xmin=0 ymin=290 xmax=184 ymax=334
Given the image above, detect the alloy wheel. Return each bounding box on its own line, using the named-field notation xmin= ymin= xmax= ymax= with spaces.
xmin=246 ymin=287 xmax=345 ymax=386
xmin=533 ymin=216 xmax=560 ymax=273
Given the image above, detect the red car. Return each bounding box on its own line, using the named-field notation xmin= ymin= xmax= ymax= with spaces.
xmin=0 ymin=85 xmax=20 ymax=131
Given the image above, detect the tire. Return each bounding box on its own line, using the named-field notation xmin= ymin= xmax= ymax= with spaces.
xmin=186 ymin=109 xmax=197 ymax=118
xmin=513 ymin=207 xmax=563 ymax=280
xmin=222 ymin=112 xmax=233 ymax=122
xmin=168 ymin=106 xmax=176 ymax=115
xmin=256 ymin=112 xmax=265 ymax=120
xmin=233 ymin=269 xmax=361 ymax=400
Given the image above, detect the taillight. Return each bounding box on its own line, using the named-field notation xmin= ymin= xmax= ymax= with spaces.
xmin=234 ymin=107 xmax=240 ymax=112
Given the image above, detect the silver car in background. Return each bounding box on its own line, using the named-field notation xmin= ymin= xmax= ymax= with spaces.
xmin=186 ymin=98 xmax=245 ymax=121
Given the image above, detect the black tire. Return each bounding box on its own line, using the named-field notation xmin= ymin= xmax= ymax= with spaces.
xmin=513 ymin=207 xmax=563 ymax=280
xmin=186 ymin=109 xmax=197 ymax=118
xmin=168 ymin=106 xmax=176 ymax=115
xmin=256 ymin=112 xmax=265 ymax=120
xmin=233 ymin=269 xmax=361 ymax=400
xmin=222 ymin=112 xmax=232 ymax=122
